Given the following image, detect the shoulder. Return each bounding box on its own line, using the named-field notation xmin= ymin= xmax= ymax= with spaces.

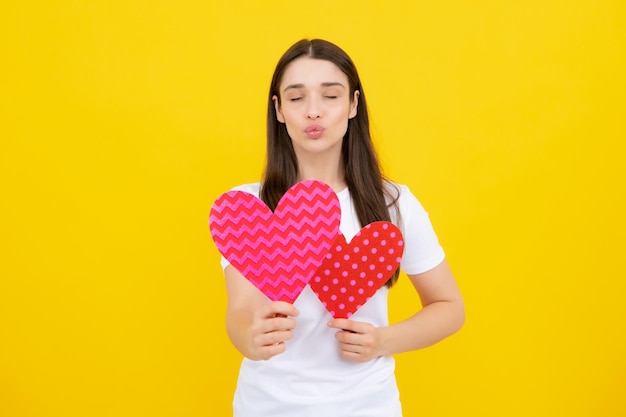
xmin=384 ymin=182 xmax=445 ymax=274
xmin=383 ymin=181 xmax=425 ymax=211
xmin=227 ymin=182 xmax=261 ymax=198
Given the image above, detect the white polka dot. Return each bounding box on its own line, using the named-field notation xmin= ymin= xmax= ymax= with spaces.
xmin=387 ymin=265 xmax=393 ymax=271
xmin=315 ymin=277 xmax=321 ymax=282
xmin=371 ymin=248 xmax=377 ymax=254
xmin=349 ymin=296 xmax=355 ymax=302
xmin=331 ymin=295 xmax=337 ymax=301
xmin=377 ymin=273 xmax=383 ymax=279
xmin=334 ymin=262 xmax=340 ymax=268
xmin=326 ymin=253 xmax=332 ymax=259
xmin=339 ymin=304 xmax=345 ymax=310
xmin=324 ymin=269 xmax=330 ymax=276
xmin=379 ymin=256 xmax=385 ymax=262
xmin=332 ymin=278 xmax=339 ymax=284
xmin=388 ymin=248 xmax=395 ymax=255
xmin=340 ymin=287 xmax=347 ymax=293
xmin=330 ymin=311 xmax=335 ymax=316
xmin=336 ymin=245 xmax=342 ymax=251
xmin=352 ymin=263 xmax=358 ymax=269
xmin=323 ymin=285 xmax=329 ymax=292
xmin=347 ymin=312 xmax=353 ymax=318
xmin=373 ymin=231 xmax=379 ymax=237
xmin=353 ymin=247 xmax=360 ymax=253
xmin=363 ymin=239 xmax=370 ymax=245
xmin=350 ymin=279 xmax=356 ymax=286
xmin=396 ymin=257 xmax=402 ymax=263
xmin=360 ymin=272 xmax=366 ymax=278
xmin=342 ymin=271 xmax=348 ymax=277
xmin=358 ymin=289 xmax=364 ymax=295
xmin=361 ymin=255 xmax=368 ymax=262
xmin=383 ymin=223 xmax=389 ymax=230
xmin=369 ymin=264 xmax=376 ymax=271
xmin=368 ymin=280 xmax=374 ymax=287
xmin=381 ymin=240 xmax=387 ymax=246
xmin=343 ymin=254 xmax=350 ymax=261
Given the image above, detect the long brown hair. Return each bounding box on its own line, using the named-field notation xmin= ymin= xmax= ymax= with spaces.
xmin=261 ymin=39 xmax=401 ymax=287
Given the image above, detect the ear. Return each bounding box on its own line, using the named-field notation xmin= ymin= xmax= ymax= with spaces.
xmin=349 ymin=90 xmax=359 ymax=119
xmin=272 ymin=95 xmax=285 ymax=123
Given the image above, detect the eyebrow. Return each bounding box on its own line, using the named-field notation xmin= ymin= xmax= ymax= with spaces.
xmin=282 ymin=82 xmax=346 ymax=93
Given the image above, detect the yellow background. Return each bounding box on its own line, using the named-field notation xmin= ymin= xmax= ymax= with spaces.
xmin=1 ymin=1 xmax=624 ymax=416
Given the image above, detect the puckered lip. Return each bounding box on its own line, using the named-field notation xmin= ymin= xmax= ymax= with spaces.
xmin=305 ymin=123 xmax=324 ymax=134
xmin=304 ymin=123 xmax=325 ymax=139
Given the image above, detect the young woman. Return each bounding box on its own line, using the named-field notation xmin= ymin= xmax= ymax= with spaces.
xmin=221 ymin=39 xmax=464 ymax=417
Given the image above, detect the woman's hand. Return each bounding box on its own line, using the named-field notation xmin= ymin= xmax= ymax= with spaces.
xmin=327 ymin=319 xmax=386 ymax=362
xmin=224 ymin=265 xmax=299 ymax=361
xmin=327 ymin=260 xmax=465 ymax=361
xmin=246 ymin=301 xmax=299 ymax=361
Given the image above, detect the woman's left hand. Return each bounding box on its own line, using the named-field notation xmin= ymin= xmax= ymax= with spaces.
xmin=327 ymin=319 xmax=386 ymax=362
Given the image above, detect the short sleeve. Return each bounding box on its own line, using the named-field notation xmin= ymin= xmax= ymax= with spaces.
xmin=396 ymin=184 xmax=445 ymax=275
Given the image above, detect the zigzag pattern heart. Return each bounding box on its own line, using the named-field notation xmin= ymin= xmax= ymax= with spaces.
xmin=209 ymin=180 xmax=341 ymax=303
xmin=310 ymin=221 xmax=404 ymax=318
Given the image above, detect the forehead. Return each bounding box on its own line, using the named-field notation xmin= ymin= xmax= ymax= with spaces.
xmin=280 ymin=57 xmax=348 ymax=90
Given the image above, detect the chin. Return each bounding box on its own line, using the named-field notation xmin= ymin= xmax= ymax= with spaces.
xmin=295 ymin=137 xmax=342 ymax=150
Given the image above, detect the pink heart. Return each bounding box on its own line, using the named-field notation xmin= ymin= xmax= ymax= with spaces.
xmin=209 ymin=180 xmax=341 ymax=303
xmin=310 ymin=222 xmax=404 ymax=318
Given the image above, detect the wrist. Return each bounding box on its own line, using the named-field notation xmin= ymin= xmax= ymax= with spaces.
xmin=376 ymin=326 xmax=393 ymax=357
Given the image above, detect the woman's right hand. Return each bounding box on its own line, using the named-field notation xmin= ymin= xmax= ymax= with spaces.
xmin=246 ymin=301 xmax=299 ymax=360
xmin=224 ymin=265 xmax=299 ymax=360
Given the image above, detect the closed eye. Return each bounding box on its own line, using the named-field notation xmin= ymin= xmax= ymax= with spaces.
xmin=290 ymin=97 xmax=303 ymax=102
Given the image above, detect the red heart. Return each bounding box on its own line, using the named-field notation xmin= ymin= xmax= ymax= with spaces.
xmin=310 ymin=221 xmax=404 ymax=318
xmin=209 ymin=181 xmax=341 ymax=303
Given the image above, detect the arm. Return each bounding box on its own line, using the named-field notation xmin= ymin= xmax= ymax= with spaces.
xmin=224 ymin=265 xmax=300 ymax=361
xmin=328 ymin=259 xmax=464 ymax=362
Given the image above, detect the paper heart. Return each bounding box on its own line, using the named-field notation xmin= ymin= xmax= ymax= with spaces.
xmin=209 ymin=180 xmax=341 ymax=303
xmin=310 ymin=221 xmax=404 ymax=318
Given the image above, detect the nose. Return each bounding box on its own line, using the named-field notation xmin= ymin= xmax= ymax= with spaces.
xmin=306 ymin=98 xmax=321 ymax=119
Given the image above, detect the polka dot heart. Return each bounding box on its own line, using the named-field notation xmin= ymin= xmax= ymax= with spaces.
xmin=310 ymin=221 xmax=404 ymax=319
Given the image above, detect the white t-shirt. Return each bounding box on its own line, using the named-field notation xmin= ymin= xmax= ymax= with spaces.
xmin=220 ymin=182 xmax=445 ymax=417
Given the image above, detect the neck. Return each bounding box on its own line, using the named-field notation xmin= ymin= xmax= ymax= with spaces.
xmin=296 ymin=152 xmax=347 ymax=193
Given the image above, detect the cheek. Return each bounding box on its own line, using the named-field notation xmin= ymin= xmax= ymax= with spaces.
xmin=279 ymin=108 xmax=297 ymax=126
xmin=333 ymin=108 xmax=352 ymax=129
xmin=280 ymin=113 xmax=299 ymax=138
